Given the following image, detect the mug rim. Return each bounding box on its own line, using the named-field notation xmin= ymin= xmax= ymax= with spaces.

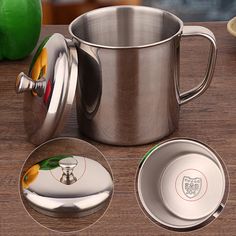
xmin=68 ymin=5 xmax=183 ymax=49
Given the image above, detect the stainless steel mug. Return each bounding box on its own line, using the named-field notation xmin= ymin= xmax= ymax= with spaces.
xmin=16 ymin=6 xmax=217 ymax=146
xmin=69 ymin=6 xmax=217 ymax=145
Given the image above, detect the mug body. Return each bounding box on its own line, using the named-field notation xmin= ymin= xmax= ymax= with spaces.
xmin=69 ymin=6 xmax=183 ymax=145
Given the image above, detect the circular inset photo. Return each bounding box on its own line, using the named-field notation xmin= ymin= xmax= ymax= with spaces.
xmin=19 ymin=137 xmax=114 ymax=233
xmin=135 ymin=138 xmax=229 ymax=232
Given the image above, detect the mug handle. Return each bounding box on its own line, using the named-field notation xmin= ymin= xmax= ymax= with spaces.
xmin=179 ymin=26 xmax=217 ymax=105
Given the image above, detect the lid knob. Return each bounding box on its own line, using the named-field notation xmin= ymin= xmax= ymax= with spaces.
xmin=59 ymin=157 xmax=78 ymax=185
xmin=16 ymin=72 xmax=46 ymax=97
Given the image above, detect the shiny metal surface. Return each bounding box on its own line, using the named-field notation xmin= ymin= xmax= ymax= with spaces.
xmin=59 ymin=157 xmax=78 ymax=185
xmin=22 ymin=155 xmax=113 ymax=217
xmin=180 ymin=26 xmax=217 ymax=104
xmin=16 ymin=72 xmax=46 ymax=97
xmin=16 ymin=6 xmax=217 ymax=146
xmin=136 ymin=138 xmax=229 ymax=231
xmin=16 ymin=34 xmax=78 ymax=145
xmin=69 ymin=6 xmax=217 ymax=145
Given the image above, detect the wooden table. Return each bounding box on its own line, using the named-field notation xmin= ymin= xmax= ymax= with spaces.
xmin=0 ymin=22 xmax=236 ymax=235
xmin=42 ymin=0 xmax=142 ymax=24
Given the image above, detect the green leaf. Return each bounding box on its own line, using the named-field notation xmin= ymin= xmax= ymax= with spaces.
xmin=29 ymin=35 xmax=51 ymax=74
xmin=139 ymin=145 xmax=159 ymax=166
xmin=39 ymin=155 xmax=68 ymax=170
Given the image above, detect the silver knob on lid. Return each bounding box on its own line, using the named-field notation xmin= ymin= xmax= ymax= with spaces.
xmin=59 ymin=157 xmax=78 ymax=185
xmin=15 ymin=34 xmax=79 ymax=145
xmin=16 ymin=72 xmax=46 ymax=97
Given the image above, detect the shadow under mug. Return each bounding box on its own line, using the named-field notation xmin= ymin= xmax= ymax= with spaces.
xmin=69 ymin=6 xmax=217 ymax=146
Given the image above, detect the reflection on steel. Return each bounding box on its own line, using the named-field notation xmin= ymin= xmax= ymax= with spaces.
xmin=69 ymin=6 xmax=217 ymax=145
xmin=16 ymin=6 xmax=217 ymax=146
xmin=59 ymin=157 xmax=78 ymax=185
xmin=137 ymin=138 xmax=229 ymax=231
xmin=22 ymin=155 xmax=113 ymax=217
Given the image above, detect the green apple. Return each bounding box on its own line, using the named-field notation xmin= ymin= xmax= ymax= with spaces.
xmin=0 ymin=0 xmax=42 ymax=60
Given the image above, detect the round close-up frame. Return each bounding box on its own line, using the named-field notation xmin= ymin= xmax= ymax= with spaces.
xmin=19 ymin=137 xmax=114 ymax=233
xmin=135 ymin=138 xmax=229 ymax=232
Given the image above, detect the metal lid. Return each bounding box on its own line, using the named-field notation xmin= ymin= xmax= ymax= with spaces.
xmin=15 ymin=33 xmax=78 ymax=145
xmin=137 ymin=138 xmax=229 ymax=231
xmin=21 ymin=155 xmax=113 ymax=217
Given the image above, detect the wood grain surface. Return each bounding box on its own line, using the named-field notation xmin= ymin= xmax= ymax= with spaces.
xmin=0 ymin=22 xmax=236 ymax=235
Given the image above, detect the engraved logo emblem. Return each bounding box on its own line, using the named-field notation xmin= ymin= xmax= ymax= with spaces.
xmin=182 ymin=176 xmax=202 ymax=199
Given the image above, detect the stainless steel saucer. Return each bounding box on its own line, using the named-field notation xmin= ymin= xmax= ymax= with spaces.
xmin=136 ymin=138 xmax=229 ymax=231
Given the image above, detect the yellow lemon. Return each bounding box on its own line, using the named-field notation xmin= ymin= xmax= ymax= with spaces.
xmin=22 ymin=164 xmax=40 ymax=189
xmin=31 ymin=48 xmax=48 ymax=96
